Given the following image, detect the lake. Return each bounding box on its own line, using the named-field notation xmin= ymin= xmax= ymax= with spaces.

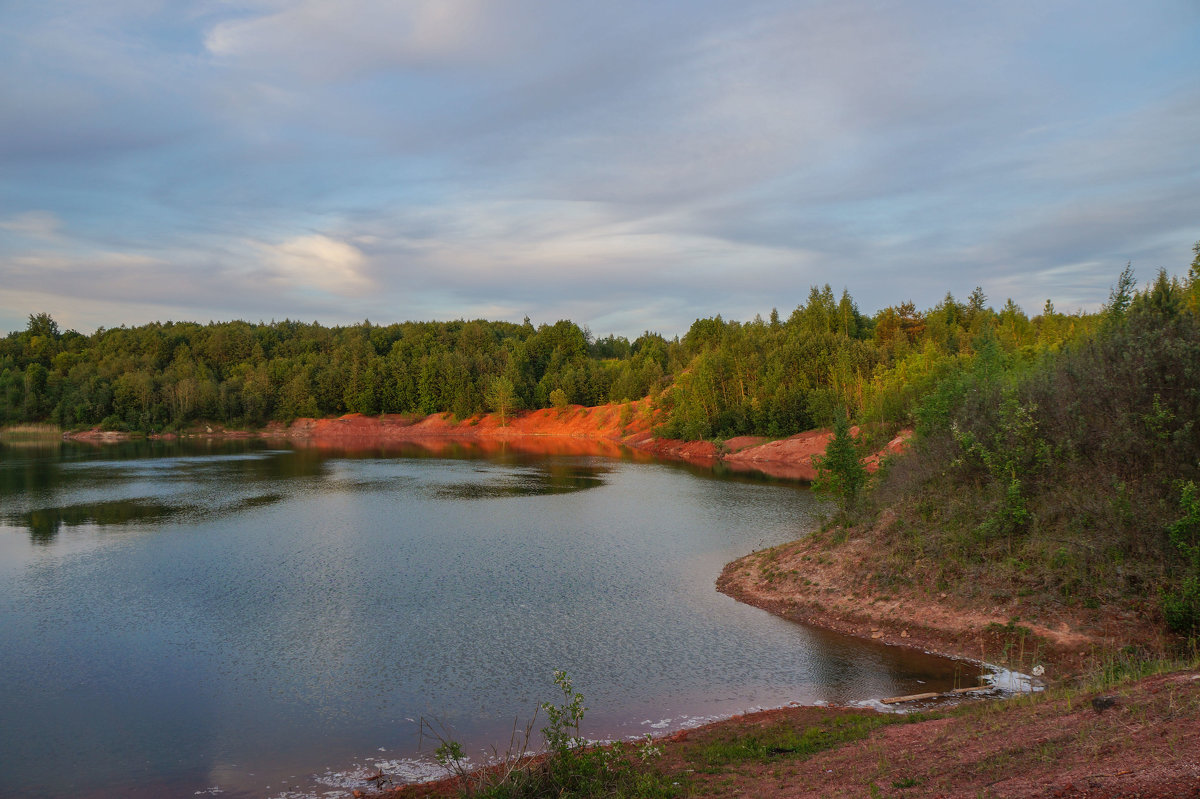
xmin=0 ymin=439 xmax=981 ymax=798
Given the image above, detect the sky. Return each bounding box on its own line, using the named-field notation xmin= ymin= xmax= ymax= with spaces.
xmin=2 ymin=0 xmax=1198 ymax=340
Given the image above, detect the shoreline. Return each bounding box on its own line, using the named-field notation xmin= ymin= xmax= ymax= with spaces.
xmin=53 ymin=402 xmax=897 ymax=483
xmin=48 ymin=408 xmax=1141 ymax=672
xmin=714 ymin=521 xmax=1171 ymax=678
xmin=53 ymin=406 xmax=1113 ymax=673
xmin=17 ymin=417 xmax=1198 ymax=797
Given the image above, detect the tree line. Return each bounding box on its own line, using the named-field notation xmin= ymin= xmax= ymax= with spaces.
xmin=4 ymin=251 xmax=1197 ymax=439
xmin=1 ymin=316 xmax=675 ymax=431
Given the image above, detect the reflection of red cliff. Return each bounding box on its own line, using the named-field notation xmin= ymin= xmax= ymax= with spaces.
xmin=265 ymin=402 xmax=910 ymax=482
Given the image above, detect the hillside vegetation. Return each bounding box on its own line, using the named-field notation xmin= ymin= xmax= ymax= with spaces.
xmin=3 ymin=274 xmax=1120 ymax=437
xmin=823 ymin=252 xmax=1200 ymax=641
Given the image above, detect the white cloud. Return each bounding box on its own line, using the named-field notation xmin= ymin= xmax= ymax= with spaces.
xmin=255 ymin=233 xmax=373 ymax=295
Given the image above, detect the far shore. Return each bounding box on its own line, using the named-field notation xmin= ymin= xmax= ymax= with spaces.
xmin=50 ymin=401 xmax=909 ymax=483
xmin=43 ymin=406 xmax=1131 ymax=672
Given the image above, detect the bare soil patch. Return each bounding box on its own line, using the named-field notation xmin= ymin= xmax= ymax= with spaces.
xmin=716 ymin=516 xmax=1173 ymax=676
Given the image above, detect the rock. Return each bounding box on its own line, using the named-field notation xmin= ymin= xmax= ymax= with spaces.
xmin=900 ymin=630 xmax=909 ymax=638
xmin=1091 ymin=695 xmax=1118 ymax=713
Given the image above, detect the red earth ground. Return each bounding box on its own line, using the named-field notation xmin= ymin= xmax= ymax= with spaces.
xmin=67 ymin=401 xmax=906 ymax=482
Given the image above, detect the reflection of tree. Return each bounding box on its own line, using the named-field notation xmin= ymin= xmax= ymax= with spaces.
xmin=434 ymin=464 xmax=608 ymax=500
xmin=18 ymin=499 xmax=180 ymax=544
xmin=4 ymin=440 xmax=313 ymax=544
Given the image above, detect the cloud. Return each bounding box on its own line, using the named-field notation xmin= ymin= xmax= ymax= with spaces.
xmin=0 ymin=211 xmax=64 ymax=240
xmin=253 ymin=234 xmax=373 ymax=296
xmin=204 ymin=0 xmax=495 ymax=78
xmin=2 ymin=0 xmax=1199 ymax=340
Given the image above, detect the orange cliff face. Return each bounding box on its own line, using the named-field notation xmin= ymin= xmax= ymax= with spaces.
xmin=270 ymin=400 xmax=651 ymax=441
xmin=721 ymin=426 xmax=911 ymax=482
xmin=263 ymin=402 xmax=911 ymax=483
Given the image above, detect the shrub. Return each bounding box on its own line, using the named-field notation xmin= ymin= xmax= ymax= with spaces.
xmin=812 ymin=412 xmax=867 ymax=519
xmin=429 ymin=671 xmax=673 ymax=799
xmin=1163 ymin=481 xmax=1200 ymax=637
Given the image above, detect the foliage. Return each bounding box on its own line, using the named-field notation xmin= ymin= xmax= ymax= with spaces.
xmin=0 ymin=316 xmax=671 ymax=431
xmin=865 ymin=251 xmax=1200 ymax=622
xmin=428 ymin=671 xmax=675 ymax=799
xmin=1105 ymin=262 xmax=1137 ymax=321
xmin=0 ymin=247 xmax=1186 ymax=458
xmin=1163 ymin=481 xmax=1200 ymax=636
xmin=951 ymin=390 xmax=1050 ymax=543
xmin=812 ymin=412 xmax=868 ymax=518
xmin=3 ymin=274 xmax=1100 ymax=442
xmin=485 ymin=376 xmax=519 ymax=426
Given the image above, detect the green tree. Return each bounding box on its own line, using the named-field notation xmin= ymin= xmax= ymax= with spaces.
xmin=486 ymin=375 xmax=518 ymax=426
xmin=812 ymin=411 xmax=867 ymax=516
xmin=1163 ymin=481 xmax=1200 ymax=636
xmin=1106 ymin=263 xmax=1137 ymax=320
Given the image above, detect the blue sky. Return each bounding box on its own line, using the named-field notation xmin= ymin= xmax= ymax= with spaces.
xmin=2 ymin=0 xmax=1198 ymax=339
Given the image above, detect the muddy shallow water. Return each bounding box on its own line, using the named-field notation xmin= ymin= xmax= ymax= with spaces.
xmin=0 ymin=439 xmax=982 ymax=798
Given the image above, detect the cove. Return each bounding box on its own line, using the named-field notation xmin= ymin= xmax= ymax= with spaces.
xmin=0 ymin=439 xmax=982 ymax=798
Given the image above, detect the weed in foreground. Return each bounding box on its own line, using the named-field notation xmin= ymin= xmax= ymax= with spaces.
xmin=424 ymin=671 xmax=678 ymax=799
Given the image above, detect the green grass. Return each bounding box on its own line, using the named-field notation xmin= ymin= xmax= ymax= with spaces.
xmin=688 ymin=712 xmax=928 ymax=771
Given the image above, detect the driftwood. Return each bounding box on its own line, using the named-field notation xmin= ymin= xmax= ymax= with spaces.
xmin=880 ymin=685 xmax=995 ymax=704
xmin=879 ymin=692 xmax=940 ymax=704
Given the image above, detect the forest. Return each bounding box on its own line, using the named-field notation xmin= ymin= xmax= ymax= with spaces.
xmin=4 ymin=265 xmax=1171 ymax=438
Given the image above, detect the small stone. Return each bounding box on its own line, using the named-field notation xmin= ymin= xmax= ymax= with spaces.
xmin=900 ymin=630 xmax=909 ymax=638
xmin=871 ymin=630 xmax=883 ymax=639
xmin=1091 ymin=695 xmax=1118 ymax=713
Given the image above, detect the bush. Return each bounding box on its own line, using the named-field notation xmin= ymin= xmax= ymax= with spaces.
xmin=429 ymin=671 xmax=673 ymax=799
xmin=98 ymin=414 xmax=129 ymax=432
xmin=1163 ymin=481 xmax=1200 ymax=637
xmin=812 ymin=412 xmax=867 ymax=519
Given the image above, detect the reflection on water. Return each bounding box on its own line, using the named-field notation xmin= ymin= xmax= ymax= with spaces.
xmin=432 ymin=464 xmax=609 ymax=499
xmin=0 ymin=439 xmax=984 ymax=799
xmin=13 ymin=498 xmax=188 ymax=543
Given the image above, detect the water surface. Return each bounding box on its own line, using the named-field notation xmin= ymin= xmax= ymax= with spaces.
xmin=0 ymin=439 xmax=979 ymax=798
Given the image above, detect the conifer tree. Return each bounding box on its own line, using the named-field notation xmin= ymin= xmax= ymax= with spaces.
xmin=812 ymin=410 xmax=867 ymax=516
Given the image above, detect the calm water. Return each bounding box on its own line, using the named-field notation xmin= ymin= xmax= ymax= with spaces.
xmin=0 ymin=439 xmax=981 ymax=798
